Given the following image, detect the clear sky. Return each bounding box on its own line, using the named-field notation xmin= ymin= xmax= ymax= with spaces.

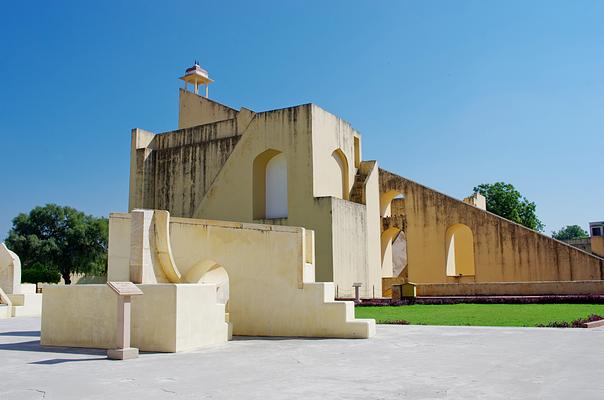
xmin=1 ymin=0 xmax=602 ymax=239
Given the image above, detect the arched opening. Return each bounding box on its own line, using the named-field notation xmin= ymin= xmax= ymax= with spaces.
xmin=253 ymin=149 xmax=288 ymax=219
xmin=380 ymin=190 xmax=403 ymax=217
xmin=199 ymin=265 xmax=230 ymax=306
xmin=182 ymin=260 xmax=232 ymax=337
xmin=392 ymin=231 xmax=408 ymax=279
xmin=381 ymin=227 xmax=401 ymax=277
xmin=445 ymin=224 xmax=476 ymax=276
xmin=331 ymin=149 xmax=349 ymax=200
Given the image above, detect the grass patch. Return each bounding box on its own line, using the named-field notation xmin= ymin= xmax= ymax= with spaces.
xmin=355 ymin=303 xmax=604 ymax=327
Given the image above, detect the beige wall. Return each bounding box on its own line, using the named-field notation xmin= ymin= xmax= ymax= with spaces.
xmin=41 ymin=283 xmax=228 ymax=352
xmin=362 ymin=162 xmax=384 ymax=294
xmin=331 ymin=199 xmax=368 ymax=297
xmin=0 ymin=243 xmax=21 ymax=295
xmin=592 ymin=236 xmax=604 ymax=258
xmin=178 ymin=89 xmax=238 ymax=129
xmin=380 ymin=169 xmax=604 ymax=289
xmin=311 ymin=105 xmax=357 ymax=200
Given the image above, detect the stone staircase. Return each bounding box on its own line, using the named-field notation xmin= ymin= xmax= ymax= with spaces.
xmin=302 ymin=282 xmax=375 ymax=338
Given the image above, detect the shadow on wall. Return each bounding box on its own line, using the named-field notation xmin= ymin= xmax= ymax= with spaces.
xmin=331 ymin=149 xmax=349 ymax=200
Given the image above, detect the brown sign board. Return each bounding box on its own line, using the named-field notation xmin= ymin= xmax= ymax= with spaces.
xmin=107 ymin=281 xmax=144 ymax=296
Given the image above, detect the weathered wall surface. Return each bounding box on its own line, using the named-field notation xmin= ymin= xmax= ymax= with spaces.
xmin=128 ymin=120 xmax=243 ymax=217
xmin=195 ymin=104 xmax=381 ymax=291
xmin=196 ymin=105 xmax=314 ymax=223
xmin=593 ymin=237 xmax=604 ymax=258
xmin=379 ymin=169 xmax=604 ymax=286
xmin=129 ymin=93 xmax=383 ymax=296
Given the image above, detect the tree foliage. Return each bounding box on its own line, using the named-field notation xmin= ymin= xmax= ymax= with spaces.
xmin=551 ymin=225 xmax=589 ymax=241
xmin=5 ymin=204 xmax=108 ymax=284
xmin=473 ymin=182 xmax=544 ymax=232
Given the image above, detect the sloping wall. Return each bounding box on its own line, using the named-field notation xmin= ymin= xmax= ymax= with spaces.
xmin=379 ymin=169 xmax=604 ymax=285
xmin=178 ymin=89 xmax=238 ymax=129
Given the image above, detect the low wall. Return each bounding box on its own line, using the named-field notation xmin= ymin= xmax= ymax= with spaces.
xmin=41 ymin=283 xmax=228 ymax=352
xmin=416 ymin=280 xmax=604 ymax=296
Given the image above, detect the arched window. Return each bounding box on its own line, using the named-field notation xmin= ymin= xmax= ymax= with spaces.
xmin=331 ymin=149 xmax=349 ymax=200
xmin=253 ymin=149 xmax=288 ymax=219
xmin=445 ymin=224 xmax=476 ymax=276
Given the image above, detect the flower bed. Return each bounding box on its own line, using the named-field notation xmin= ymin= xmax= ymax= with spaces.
xmin=537 ymin=314 xmax=604 ymax=328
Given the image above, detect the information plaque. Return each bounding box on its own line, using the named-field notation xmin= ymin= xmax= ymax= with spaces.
xmin=107 ymin=281 xmax=143 ymax=296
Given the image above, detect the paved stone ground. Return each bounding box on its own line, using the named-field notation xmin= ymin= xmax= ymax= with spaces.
xmin=1 ymin=317 xmax=603 ymax=399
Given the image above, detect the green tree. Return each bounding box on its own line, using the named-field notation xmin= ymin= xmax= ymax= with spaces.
xmin=552 ymin=225 xmax=589 ymax=241
xmin=5 ymin=204 xmax=108 ymax=284
xmin=473 ymin=182 xmax=545 ymax=232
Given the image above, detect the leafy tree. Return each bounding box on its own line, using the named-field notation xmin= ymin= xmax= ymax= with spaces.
xmin=5 ymin=204 xmax=108 ymax=284
xmin=552 ymin=225 xmax=589 ymax=241
xmin=473 ymin=182 xmax=545 ymax=232
xmin=21 ymin=263 xmax=61 ymax=284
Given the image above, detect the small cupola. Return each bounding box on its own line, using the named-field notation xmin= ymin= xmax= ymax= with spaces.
xmin=179 ymin=61 xmax=213 ymax=98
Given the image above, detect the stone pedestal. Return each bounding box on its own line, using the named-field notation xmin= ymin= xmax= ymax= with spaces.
xmin=106 ymin=282 xmax=143 ymax=360
xmin=107 ymin=347 xmax=139 ymax=360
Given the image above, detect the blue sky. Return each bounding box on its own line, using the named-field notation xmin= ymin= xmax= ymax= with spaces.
xmin=1 ymin=0 xmax=602 ymax=239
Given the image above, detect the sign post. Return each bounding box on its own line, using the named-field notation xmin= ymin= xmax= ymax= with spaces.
xmin=106 ymin=281 xmax=143 ymax=360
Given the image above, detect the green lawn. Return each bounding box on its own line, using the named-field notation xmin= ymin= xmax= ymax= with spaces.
xmin=355 ymin=303 xmax=604 ymax=327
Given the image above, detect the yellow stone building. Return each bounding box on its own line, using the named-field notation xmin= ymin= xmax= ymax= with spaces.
xmin=39 ymin=64 xmax=604 ymax=353
xmin=129 ymin=63 xmax=604 ymax=298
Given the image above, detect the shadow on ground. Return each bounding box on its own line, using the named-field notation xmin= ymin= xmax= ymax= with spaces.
xmin=0 ymin=339 xmax=105 ymax=356
xmin=231 ymin=336 xmax=328 ymax=341
xmin=31 ymin=357 xmax=108 ymax=365
xmin=0 ymin=330 xmax=41 ymax=337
